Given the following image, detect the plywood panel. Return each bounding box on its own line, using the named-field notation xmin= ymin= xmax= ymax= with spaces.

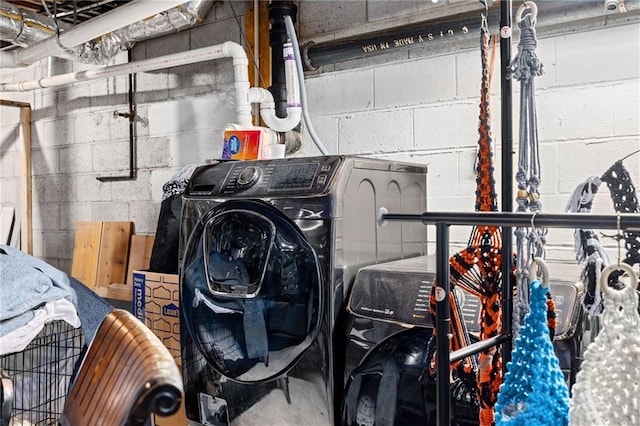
xmin=71 ymin=221 xmax=103 ymax=287
xmin=93 ymin=283 xmax=134 ymax=301
xmin=126 ymin=234 xmax=155 ymax=285
xmin=95 ymin=221 xmax=133 ymax=287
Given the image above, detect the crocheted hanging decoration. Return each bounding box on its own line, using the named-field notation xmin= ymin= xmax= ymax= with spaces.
xmin=426 ymin=18 xmax=503 ymax=426
xmin=569 ymin=267 xmax=640 ymax=425
xmin=565 ymin=160 xmax=640 ymax=316
xmin=602 ymin=160 xmax=640 ymax=267
xmin=494 ymin=280 xmax=570 ymax=426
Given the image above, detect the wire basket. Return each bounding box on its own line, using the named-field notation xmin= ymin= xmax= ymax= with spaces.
xmin=0 ymin=320 xmax=85 ymax=425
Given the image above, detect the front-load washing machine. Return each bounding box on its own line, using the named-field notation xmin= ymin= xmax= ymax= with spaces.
xmin=178 ymin=155 xmax=428 ymax=425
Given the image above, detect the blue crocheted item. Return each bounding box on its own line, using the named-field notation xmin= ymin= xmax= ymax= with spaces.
xmin=494 ymin=280 xmax=570 ymax=425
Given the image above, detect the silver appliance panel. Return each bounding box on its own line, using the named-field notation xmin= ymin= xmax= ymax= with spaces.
xmin=348 ymin=255 xmax=583 ymax=338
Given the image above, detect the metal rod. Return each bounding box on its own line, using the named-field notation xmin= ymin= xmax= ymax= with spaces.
xmin=381 ymin=211 xmax=640 ymax=230
xmin=387 ymin=208 xmax=639 ymax=426
xmin=435 ymin=222 xmax=451 ymax=426
xmin=500 ymin=0 xmax=515 ymax=370
xmin=450 ymin=333 xmax=510 ymax=363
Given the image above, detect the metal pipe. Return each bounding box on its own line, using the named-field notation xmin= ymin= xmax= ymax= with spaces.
xmin=4 ymin=0 xmax=187 ymax=67
xmin=381 ymin=211 xmax=640 ymax=230
xmin=435 ymin=222 xmax=451 ymax=426
xmin=97 ymin=50 xmax=136 ymax=182
xmin=268 ymin=2 xmax=297 ymax=117
xmin=303 ymin=9 xmax=491 ymax=70
xmin=450 ymin=334 xmax=511 ymax=363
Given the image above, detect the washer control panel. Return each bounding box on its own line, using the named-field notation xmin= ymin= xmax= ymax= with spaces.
xmin=187 ymin=156 xmax=343 ymax=197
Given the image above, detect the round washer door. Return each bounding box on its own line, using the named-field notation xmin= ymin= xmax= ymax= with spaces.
xmin=181 ymin=200 xmax=322 ymax=383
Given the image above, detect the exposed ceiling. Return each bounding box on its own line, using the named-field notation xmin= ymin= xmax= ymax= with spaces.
xmin=9 ymin=0 xmax=131 ymax=26
xmin=1 ymin=0 xmax=131 ymax=50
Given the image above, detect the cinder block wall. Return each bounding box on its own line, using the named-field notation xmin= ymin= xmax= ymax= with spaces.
xmin=0 ymin=1 xmax=638 ymax=273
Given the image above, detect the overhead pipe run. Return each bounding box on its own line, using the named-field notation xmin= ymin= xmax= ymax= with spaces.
xmin=302 ymin=8 xmax=488 ymax=70
xmin=0 ymin=1 xmax=211 ymax=66
xmin=72 ymin=0 xmax=212 ymax=65
xmin=0 ymin=0 xmax=187 ymax=68
xmin=301 ymin=1 xmax=637 ymax=70
xmin=0 ymin=41 xmax=302 ymax=134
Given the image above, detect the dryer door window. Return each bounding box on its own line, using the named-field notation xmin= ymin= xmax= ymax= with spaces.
xmin=181 ymin=200 xmax=322 ymax=383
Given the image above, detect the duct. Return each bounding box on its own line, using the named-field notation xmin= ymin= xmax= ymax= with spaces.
xmin=72 ymin=0 xmax=213 ymax=65
xmin=0 ymin=0 xmax=198 ymax=67
xmin=0 ymin=2 xmax=67 ymax=47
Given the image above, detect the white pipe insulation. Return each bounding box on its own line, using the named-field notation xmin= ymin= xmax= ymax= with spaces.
xmin=0 ymin=0 xmax=187 ymax=68
xmin=0 ymin=41 xmax=302 ymax=133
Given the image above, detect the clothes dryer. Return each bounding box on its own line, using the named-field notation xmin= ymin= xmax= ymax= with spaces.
xmin=343 ymin=256 xmax=584 ymax=425
xmin=178 ymin=155 xmax=428 ymax=425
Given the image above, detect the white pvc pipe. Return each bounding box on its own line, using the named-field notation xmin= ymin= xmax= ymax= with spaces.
xmin=249 ymin=42 xmax=302 ymax=132
xmin=1 ymin=40 xmax=301 ymax=133
xmin=5 ymin=0 xmax=187 ymax=67
xmin=1 ymin=43 xmax=233 ymax=91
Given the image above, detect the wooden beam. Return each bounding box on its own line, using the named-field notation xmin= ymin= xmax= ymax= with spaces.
xmin=246 ymin=5 xmax=258 ymax=88
xmin=259 ymin=2 xmax=271 ymax=89
xmin=19 ymin=105 xmax=32 ymax=254
xmin=0 ymin=100 xmax=31 ymax=108
xmin=246 ymin=2 xmax=271 ymax=126
xmin=2 ymin=100 xmax=33 ymax=254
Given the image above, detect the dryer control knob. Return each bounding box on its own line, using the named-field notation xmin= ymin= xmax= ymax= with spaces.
xmin=237 ymin=166 xmax=261 ymax=188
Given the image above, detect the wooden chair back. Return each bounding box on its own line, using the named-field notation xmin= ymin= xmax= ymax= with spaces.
xmin=61 ymin=309 xmax=183 ymax=426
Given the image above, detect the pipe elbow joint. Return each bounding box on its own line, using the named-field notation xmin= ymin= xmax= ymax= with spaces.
xmin=261 ymin=106 xmax=302 ymax=133
xmin=223 ymin=41 xmax=248 ymax=64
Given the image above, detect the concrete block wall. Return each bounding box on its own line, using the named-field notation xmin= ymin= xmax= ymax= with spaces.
xmin=0 ymin=1 xmax=638 ymax=273
xmin=297 ymin=10 xmax=640 ymax=261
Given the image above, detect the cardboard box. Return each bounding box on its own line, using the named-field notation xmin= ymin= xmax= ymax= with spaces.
xmin=132 ymin=270 xmax=181 ymax=367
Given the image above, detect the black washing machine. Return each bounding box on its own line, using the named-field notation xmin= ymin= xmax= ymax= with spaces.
xmin=178 ymin=155 xmax=428 ymax=425
xmin=343 ymin=256 xmax=584 ymax=425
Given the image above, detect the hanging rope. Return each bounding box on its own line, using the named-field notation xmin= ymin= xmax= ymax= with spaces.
xmin=494 ymin=270 xmax=570 ymax=426
xmin=458 ymin=17 xmax=505 ymax=426
xmin=425 ymin=15 xmax=507 ymax=426
xmin=507 ymin=2 xmax=557 ymax=343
